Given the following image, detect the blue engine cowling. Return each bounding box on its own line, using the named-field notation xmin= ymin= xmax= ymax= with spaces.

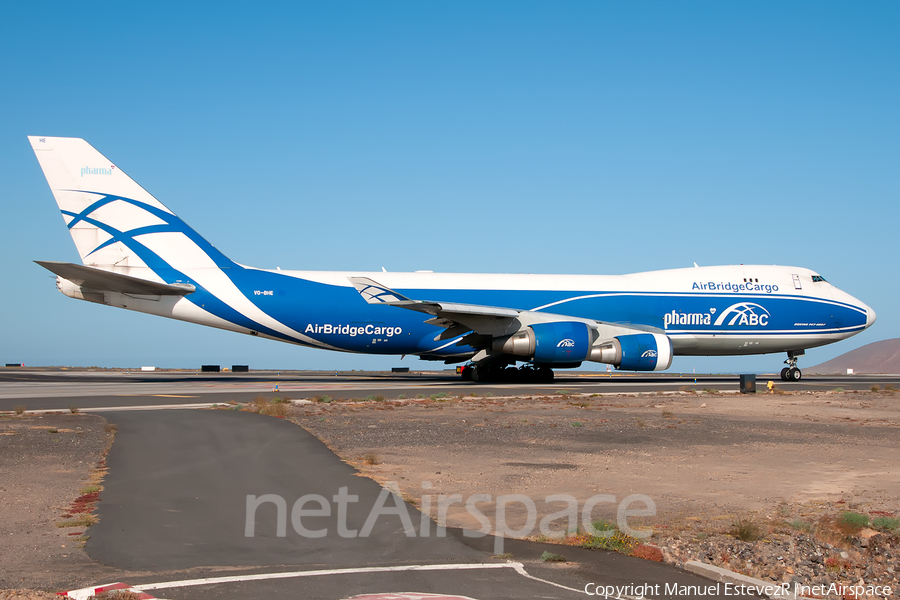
xmin=531 ymin=321 xmax=592 ymax=364
xmin=616 ymin=333 xmax=673 ymax=371
xmin=493 ymin=324 xmax=672 ymax=371
xmin=493 ymin=321 xmax=592 ymax=364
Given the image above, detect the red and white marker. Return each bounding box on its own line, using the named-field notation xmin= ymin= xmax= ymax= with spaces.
xmin=57 ymin=582 xmax=158 ymax=600
xmin=343 ymin=594 xmax=480 ymax=600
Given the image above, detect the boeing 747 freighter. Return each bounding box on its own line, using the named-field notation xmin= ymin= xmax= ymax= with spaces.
xmin=29 ymin=137 xmax=876 ymax=382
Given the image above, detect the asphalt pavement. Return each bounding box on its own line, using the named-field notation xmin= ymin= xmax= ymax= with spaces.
xmin=88 ymin=408 xmax=733 ymax=600
xmin=1 ymin=369 xmax=897 ymax=413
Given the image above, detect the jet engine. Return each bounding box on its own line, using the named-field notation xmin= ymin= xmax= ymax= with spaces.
xmin=494 ymin=323 xmax=672 ymax=371
xmin=588 ymin=332 xmax=673 ymax=371
xmin=493 ymin=321 xmax=592 ymax=365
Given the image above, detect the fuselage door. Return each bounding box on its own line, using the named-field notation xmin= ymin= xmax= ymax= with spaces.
xmin=792 ymin=274 xmax=802 ymax=290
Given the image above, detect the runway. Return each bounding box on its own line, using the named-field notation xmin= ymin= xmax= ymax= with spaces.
xmin=0 ymin=369 xmax=896 ymax=412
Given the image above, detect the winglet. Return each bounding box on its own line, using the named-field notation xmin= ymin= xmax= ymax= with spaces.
xmin=348 ymin=277 xmax=412 ymax=305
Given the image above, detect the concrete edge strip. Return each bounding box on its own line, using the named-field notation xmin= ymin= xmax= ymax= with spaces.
xmin=685 ymin=560 xmax=818 ymax=600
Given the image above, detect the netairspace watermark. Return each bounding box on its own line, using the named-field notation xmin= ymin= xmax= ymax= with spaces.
xmin=245 ymin=481 xmax=656 ymax=555
xmin=585 ymin=582 xmax=896 ymax=598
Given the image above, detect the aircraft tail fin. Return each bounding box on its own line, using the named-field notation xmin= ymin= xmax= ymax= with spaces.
xmin=28 ymin=136 xmax=234 ymax=272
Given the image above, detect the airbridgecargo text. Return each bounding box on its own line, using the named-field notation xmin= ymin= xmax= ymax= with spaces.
xmin=305 ymin=323 xmax=402 ymax=337
xmin=693 ymin=281 xmax=778 ymax=294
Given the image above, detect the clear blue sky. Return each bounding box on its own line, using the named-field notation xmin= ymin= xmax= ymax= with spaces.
xmin=2 ymin=2 xmax=897 ymax=372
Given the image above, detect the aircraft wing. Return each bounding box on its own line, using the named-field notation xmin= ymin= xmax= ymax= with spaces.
xmin=349 ymin=277 xmax=519 ymax=318
xmin=36 ymin=261 xmax=196 ymax=296
xmin=348 ymin=277 xmax=521 ymax=343
xmin=349 ymin=276 xmax=665 ymax=349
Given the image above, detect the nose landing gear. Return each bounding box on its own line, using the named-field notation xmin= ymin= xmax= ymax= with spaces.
xmin=780 ymin=350 xmax=805 ymax=381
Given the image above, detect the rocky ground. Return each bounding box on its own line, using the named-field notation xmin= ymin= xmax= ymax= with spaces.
xmin=288 ymin=389 xmax=900 ymax=599
xmin=652 ymin=508 xmax=898 ymax=598
xmin=0 ymin=591 xmax=59 ymax=600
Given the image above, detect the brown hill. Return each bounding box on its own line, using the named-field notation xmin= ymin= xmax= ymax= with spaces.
xmin=808 ymin=338 xmax=900 ymax=374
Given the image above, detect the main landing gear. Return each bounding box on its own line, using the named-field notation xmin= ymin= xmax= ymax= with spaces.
xmin=460 ymin=363 xmax=554 ymax=383
xmin=780 ymin=350 xmax=805 ymax=382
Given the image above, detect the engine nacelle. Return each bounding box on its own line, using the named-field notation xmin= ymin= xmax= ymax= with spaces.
xmin=589 ymin=333 xmax=673 ymax=371
xmin=493 ymin=321 xmax=592 ymax=364
xmin=494 ymin=324 xmax=672 ymax=371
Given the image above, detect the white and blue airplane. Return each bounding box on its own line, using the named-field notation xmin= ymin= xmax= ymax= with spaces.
xmin=29 ymin=136 xmax=876 ymax=382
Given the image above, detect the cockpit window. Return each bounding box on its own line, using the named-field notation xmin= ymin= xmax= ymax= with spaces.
xmin=812 ymin=275 xmax=827 ymax=282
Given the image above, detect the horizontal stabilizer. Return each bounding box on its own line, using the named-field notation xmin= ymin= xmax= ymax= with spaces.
xmin=36 ymin=261 xmax=196 ymax=296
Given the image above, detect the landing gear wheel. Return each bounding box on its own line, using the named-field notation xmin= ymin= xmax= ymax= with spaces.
xmin=538 ymin=367 xmax=554 ymax=383
xmin=460 ymin=366 xmax=473 ymax=381
xmin=782 ymin=351 xmax=804 ymax=382
xmin=471 ymin=364 xmax=511 ymax=383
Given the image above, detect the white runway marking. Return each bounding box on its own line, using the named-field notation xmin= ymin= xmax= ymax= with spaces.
xmin=130 ymin=562 xmax=597 ymax=597
xmin=20 ymin=403 xmax=221 ymax=413
xmin=134 ymin=563 xmax=519 ymax=591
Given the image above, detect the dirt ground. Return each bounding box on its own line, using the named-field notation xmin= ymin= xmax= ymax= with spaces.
xmin=290 ymin=388 xmax=900 ymax=597
xmin=0 ymin=413 xmax=113 ymax=592
xmin=291 ymin=389 xmax=900 ymax=526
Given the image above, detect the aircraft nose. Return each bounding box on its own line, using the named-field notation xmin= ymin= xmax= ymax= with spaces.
xmin=866 ymin=305 xmax=877 ymax=328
